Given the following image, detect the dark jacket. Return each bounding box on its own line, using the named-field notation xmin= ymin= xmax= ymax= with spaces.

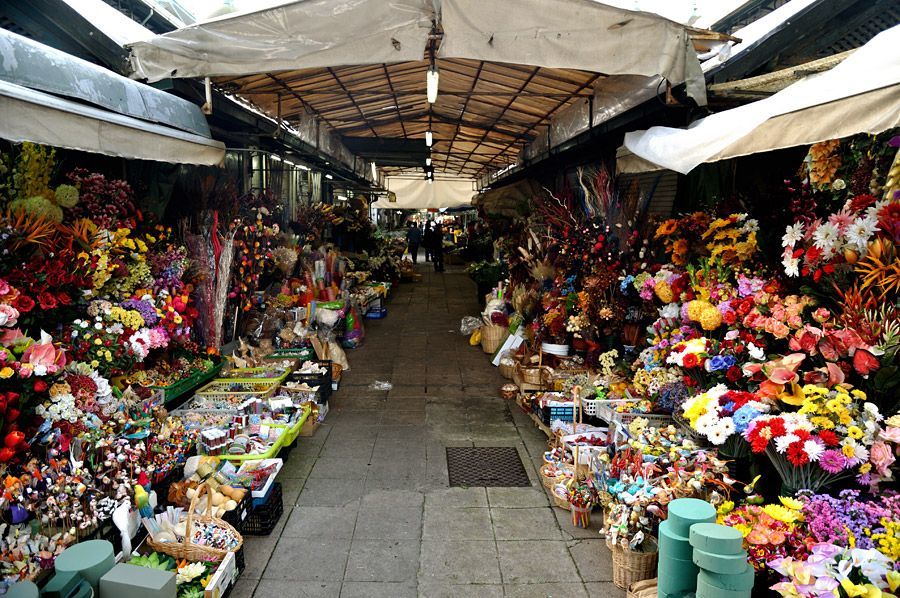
xmin=406 ymin=226 xmax=422 ymax=244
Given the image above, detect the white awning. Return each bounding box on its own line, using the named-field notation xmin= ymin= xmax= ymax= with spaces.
xmin=0 ymin=80 xmax=225 ymax=165
xmin=372 ymin=177 xmax=475 ymax=209
xmin=622 ymin=25 xmax=900 ymax=174
xmin=126 ymin=0 xmax=705 ymax=103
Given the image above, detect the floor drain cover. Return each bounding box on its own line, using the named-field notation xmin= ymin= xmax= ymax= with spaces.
xmin=446 ymin=447 xmax=531 ymax=487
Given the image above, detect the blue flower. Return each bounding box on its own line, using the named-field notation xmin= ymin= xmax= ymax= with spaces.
xmin=708 ymin=355 xmax=729 ymax=371
xmin=732 ymin=406 xmax=760 ymax=433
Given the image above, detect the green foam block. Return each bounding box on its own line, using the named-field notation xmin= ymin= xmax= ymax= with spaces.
xmin=53 ymin=540 xmax=115 ymax=589
xmin=692 ymin=547 xmax=750 ymax=575
xmin=697 ymin=572 xmax=752 ymax=598
xmin=657 ymin=555 xmax=699 ymax=595
xmin=5 ymin=581 xmax=39 ymax=598
xmin=659 ymin=520 xmax=696 ymax=561
xmin=667 ymin=498 xmax=716 ymax=537
xmin=689 ymin=523 xmax=744 ymax=555
xmin=698 ymin=563 xmax=755 ymax=591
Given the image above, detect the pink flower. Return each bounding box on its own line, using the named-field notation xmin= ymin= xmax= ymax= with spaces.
xmin=0 ymin=280 xmax=9 ymax=296
xmin=0 ymin=305 xmax=19 ymax=328
xmin=22 ymin=340 xmax=66 ymax=376
xmin=869 ymin=441 xmax=895 ymax=477
xmin=879 ymin=426 xmax=900 ymax=444
xmin=811 ymin=307 xmax=831 ymax=323
xmin=0 ymin=328 xmax=24 ymax=346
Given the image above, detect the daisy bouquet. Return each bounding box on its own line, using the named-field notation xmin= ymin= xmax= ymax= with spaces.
xmin=717 ymin=497 xmax=811 ymax=571
xmin=681 ymin=385 xmax=771 ymax=446
xmin=744 ymin=413 xmax=860 ymax=494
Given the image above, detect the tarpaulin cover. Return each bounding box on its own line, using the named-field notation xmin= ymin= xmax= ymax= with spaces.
xmin=372 ymin=177 xmax=475 ymax=209
xmin=127 ymin=0 xmax=704 ymax=103
xmin=622 ymin=25 xmax=900 ymax=174
xmin=128 ymin=0 xmax=433 ymax=81
xmin=0 ymin=79 xmax=225 ymax=165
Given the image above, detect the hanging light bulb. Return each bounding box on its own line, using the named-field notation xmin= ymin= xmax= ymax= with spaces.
xmin=425 ymin=131 xmax=433 ymax=147
xmin=425 ymin=157 xmax=432 ymax=166
xmin=426 ymin=64 xmax=439 ymax=104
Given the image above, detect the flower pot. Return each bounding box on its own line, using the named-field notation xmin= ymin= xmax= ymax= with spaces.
xmin=541 ymin=342 xmax=570 ymax=356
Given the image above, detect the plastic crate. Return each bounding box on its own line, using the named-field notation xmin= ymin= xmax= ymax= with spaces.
xmin=594 ymin=400 xmax=673 ymax=429
xmin=548 ymin=404 xmax=580 ymax=422
xmin=221 ymin=493 xmax=251 ymax=534
xmin=216 ymin=366 xmax=290 ymax=383
xmin=244 ymin=482 xmax=284 ymax=536
xmin=153 ymin=361 xmax=223 ymax=404
xmin=288 ymin=360 xmax=332 ymax=401
xmin=366 ymin=307 xmax=387 ymax=319
xmin=196 ymin=380 xmax=280 ymax=397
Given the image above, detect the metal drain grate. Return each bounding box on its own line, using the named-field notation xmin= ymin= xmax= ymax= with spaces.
xmin=446 ymin=447 xmax=531 ymax=487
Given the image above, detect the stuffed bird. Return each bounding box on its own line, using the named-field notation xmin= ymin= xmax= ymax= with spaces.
xmin=134 ymin=485 xmax=153 ymax=518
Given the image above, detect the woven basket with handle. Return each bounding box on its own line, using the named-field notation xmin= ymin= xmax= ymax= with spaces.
xmin=480 ymin=324 xmax=507 ymax=354
xmin=516 ymin=349 xmax=550 ymax=386
xmin=607 ymin=536 xmax=658 ymax=589
xmin=146 ymin=483 xmax=244 ymax=563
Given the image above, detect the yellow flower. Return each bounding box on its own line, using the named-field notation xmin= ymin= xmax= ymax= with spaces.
xmin=848 ymin=426 xmax=864 ymax=440
xmin=90 ymin=360 xmax=99 ymax=368
xmin=839 ymin=412 xmax=852 ymax=425
xmin=717 ymin=501 xmax=735 ymax=516
xmin=810 ymin=416 xmax=835 ymax=430
xmin=779 ymin=496 xmax=803 ymax=510
xmin=851 ymin=389 xmax=867 ymax=400
xmin=654 ymin=281 xmax=674 ymax=303
xmin=104 ymin=351 xmax=112 ymax=360
xmin=825 ymin=398 xmax=843 ymax=412
xmin=764 ymin=504 xmax=800 ymax=523
xmin=859 ymin=463 xmax=872 ymax=474
xmin=779 ymin=383 xmax=806 ymax=407
xmin=0 ymin=367 xmax=13 ymax=379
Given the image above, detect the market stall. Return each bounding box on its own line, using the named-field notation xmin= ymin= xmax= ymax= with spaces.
xmin=468 ymin=124 xmax=900 ymax=594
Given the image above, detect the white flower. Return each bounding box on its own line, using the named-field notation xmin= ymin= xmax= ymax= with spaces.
xmin=707 ymin=384 xmax=729 ymax=400
xmin=80 ymin=321 xmax=89 ymax=328
xmin=742 ymin=219 xmax=759 ymax=234
xmin=832 ymin=178 xmax=846 ymax=191
xmin=94 ymin=322 xmax=103 ymax=330
xmin=782 ymin=223 xmax=805 ymax=248
xmin=725 ymin=330 xmax=739 ymax=341
xmin=658 ymin=303 xmax=681 ymax=319
xmin=782 ymin=254 xmax=800 ymax=278
xmin=719 ymin=418 xmax=736 ymax=437
xmin=708 ymin=428 xmax=729 ymax=445
xmin=775 ymin=433 xmax=800 ymax=454
xmin=33 ymin=365 xmax=47 ymax=377
xmin=863 ymin=402 xmax=882 ymax=420
xmin=747 ymin=343 xmax=765 ymax=361
xmin=696 ymin=413 xmax=717 ymax=435
xmin=813 ymin=222 xmax=840 ymax=256
xmin=845 ymin=216 xmax=879 ymax=251
xmin=803 ymin=439 xmax=824 ymax=462
xmin=853 ymin=444 xmax=869 ymax=463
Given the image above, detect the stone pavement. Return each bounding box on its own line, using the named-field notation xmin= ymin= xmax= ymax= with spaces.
xmin=233 ymin=264 xmax=619 ymax=598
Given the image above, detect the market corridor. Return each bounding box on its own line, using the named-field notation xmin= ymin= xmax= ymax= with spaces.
xmin=233 ymin=265 xmax=616 ymax=598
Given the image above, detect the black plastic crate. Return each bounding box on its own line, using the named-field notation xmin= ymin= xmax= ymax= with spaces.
xmin=221 ymin=492 xmax=250 ymax=534
xmin=244 ymin=482 xmax=284 ymax=536
xmin=288 ymin=360 xmax=332 ymax=402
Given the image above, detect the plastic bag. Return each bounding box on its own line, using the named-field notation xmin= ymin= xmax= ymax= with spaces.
xmin=368 ymin=380 xmax=393 ymax=391
xmin=342 ymin=304 xmax=365 ymax=349
xmin=460 ymin=316 xmax=482 ymax=335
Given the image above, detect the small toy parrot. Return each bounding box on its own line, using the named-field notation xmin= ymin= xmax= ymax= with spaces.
xmin=133 ymin=485 xmax=153 ymax=518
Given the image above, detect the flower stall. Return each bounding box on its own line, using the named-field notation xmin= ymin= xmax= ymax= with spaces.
xmin=472 ymin=129 xmax=900 ymax=594
xmin=0 ymin=139 xmax=396 ymax=593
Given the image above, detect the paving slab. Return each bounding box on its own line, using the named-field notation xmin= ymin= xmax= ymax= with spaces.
xmin=422 ymin=506 xmax=494 ymax=541
xmin=419 ymin=540 xmax=502 ymax=584
xmin=345 ymin=540 xmax=421 ymax=582
xmin=497 ymin=540 xmax=581 ymax=584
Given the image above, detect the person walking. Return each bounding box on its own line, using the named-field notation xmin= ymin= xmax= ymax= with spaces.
xmin=423 ymin=220 xmax=435 ymax=262
xmin=405 ymin=221 xmax=422 ymax=263
xmin=431 ymin=221 xmax=445 ymax=272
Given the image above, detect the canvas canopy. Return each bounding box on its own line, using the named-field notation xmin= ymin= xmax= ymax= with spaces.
xmin=621 ymin=25 xmax=900 ymax=175
xmin=371 ymin=177 xmax=475 ymax=210
xmin=127 ymin=0 xmax=704 ymax=104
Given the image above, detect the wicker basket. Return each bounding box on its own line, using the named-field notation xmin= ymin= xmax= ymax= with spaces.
xmin=499 ymin=362 xmax=516 ymax=379
xmin=146 ymin=484 xmax=244 ymax=563
xmin=626 ymin=578 xmax=658 ymax=598
xmin=607 ymin=536 xmax=658 ymax=589
xmin=516 ymin=350 xmax=550 ymax=386
xmin=551 ymin=490 xmax=572 ymax=511
xmin=480 ymin=324 xmax=507 ymax=354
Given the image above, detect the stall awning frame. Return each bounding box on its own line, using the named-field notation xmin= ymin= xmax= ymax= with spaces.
xmin=0 ymin=79 xmax=225 ymax=165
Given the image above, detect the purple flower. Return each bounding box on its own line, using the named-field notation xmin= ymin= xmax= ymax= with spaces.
xmin=818 ymin=449 xmax=849 ymax=474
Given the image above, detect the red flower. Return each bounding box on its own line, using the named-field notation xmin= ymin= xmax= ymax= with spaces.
xmin=769 ymin=418 xmax=786 ymax=437
xmin=723 ymin=310 xmax=736 ymax=325
xmin=33 ymin=380 xmax=47 ymax=393
xmin=819 ymin=430 xmax=839 ymax=447
xmin=726 ymin=366 xmax=743 ymax=383
xmin=38 ymin=292 xmax=58 ymax=310
xmin=13 ymin=295 xmax=34 ymax=313
xmin=683 ymin=353 xmax=699 ymax=369
xmin=683 ymin=375 xmax=697 ymax=387
xmin=0 ymin=447 xmax=14 ymax=462
xmin=786 ymin=442 xmax=809 ymax=466
xmin=57 ymin=292 xmax=72 ymax=306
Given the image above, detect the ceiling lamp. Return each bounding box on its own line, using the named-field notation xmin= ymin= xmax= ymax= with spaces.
xmin=426 ymin=64 xmax=439 ymax=104
xmin=425 ymin=131 xmax=433 ymax=147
